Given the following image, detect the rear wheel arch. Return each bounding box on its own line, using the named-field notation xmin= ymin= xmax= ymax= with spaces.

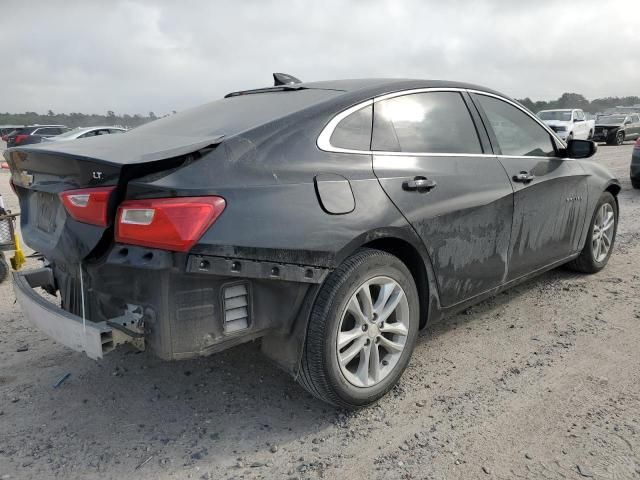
xmin=361 ymin=237 xmax=430 ymax=328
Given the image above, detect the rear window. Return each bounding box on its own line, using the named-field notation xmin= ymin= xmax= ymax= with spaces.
xmin=132 ymin=89 xmax=343 ymax=138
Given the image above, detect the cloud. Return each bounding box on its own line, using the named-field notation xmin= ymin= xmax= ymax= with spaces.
xmin=1 ymin=0 xmax=637 ymax=114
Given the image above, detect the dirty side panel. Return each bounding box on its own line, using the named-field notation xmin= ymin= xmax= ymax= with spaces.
xmin=373 ymin=154 xmax=514 ymax=307
xmin=499 ymin=157 xmax=589 ymax=280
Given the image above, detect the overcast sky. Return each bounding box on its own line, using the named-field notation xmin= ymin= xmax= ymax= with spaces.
xmin=1 ymin=0 xmax=638 ymax=115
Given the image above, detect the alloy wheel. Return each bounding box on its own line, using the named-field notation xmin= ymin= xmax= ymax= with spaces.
xmin=592 ymin=203 xmax=615 ymax=262
xmin=336 ymin=276 xmax=410 ymax=388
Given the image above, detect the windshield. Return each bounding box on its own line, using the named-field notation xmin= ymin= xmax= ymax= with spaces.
xmin=538 ymin=111 xmax=572 ymax=121
xmin=598 ymin=116 xmax=626 ymax=125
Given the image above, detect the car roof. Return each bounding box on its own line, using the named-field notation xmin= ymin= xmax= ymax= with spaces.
xmin=71 ymin=126 xmax=125 ymax=132
xmin=228 ymin=78 xmax=504 ymax=99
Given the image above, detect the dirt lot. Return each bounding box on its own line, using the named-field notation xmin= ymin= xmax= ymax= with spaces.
xmin=1 ymin=145 xmax=639 ymax=480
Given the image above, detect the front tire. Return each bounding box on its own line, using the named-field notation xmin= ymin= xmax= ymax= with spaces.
xmin=566 ymin=192 xmax=617 ymax=273
xmin=298 ymin=248 xmax=419 ymax=408
xmin=615 ymin=131 xmax=625 ymax=145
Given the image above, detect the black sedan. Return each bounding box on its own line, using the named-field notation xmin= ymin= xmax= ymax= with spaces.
xmin=6 ymin=77 xmax=620 ymax=408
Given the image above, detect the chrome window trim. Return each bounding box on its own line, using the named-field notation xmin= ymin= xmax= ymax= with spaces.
xmin=316 ymin=87 xmax=566 ymax=156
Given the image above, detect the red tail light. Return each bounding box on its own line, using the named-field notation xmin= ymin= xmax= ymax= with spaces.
xmin=1 ymin=135 xmax=7 ymax=141
xmin=59 ymin=186 xmax=116 ymax=226
xmin=14 ymin=134 xmax=28 ymax=145
xmin=115 ymin=196 xmax=226 ymax=252
xmin=635 ymin=138 xmax=640 ymax=149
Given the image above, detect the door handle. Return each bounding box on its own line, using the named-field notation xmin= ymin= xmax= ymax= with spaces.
xmin=513 ymin=171 xmax=535 ymax=183
xmin=403 ymin=176 xmax=437 ymax=192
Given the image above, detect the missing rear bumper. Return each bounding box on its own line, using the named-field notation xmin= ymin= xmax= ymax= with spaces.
xmin=187 ymin=254 xmax=329 ymax=284
xmin=12 ymin=267 xmax=143 ymax=359
xmin=12 ymin=268 xmax=113 ymax=359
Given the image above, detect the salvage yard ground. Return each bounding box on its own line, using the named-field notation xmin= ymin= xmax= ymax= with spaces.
xmin=1 ymin=144 xmax=639 ymax=479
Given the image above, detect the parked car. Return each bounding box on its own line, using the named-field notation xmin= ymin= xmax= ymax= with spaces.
xmin=6 ymin=125 xmax=70 ymax=147
xmin=631 ymin=138 xmax=640 ymax=189
xmin=592 ymin=114 xmax=640 ymax=145
xmin=5 ymin=77 xmax=620 ymax=408
xmin=537 ymin=109 xmax=595 ymax=142
xmin=42 ymin=126 xmax=126 ymax=142
xmin=0 ymin=125 xmax=25 ymax=140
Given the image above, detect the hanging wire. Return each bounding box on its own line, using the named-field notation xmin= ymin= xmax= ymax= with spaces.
xmin=79 ymin=262 xmax=86 ymax=334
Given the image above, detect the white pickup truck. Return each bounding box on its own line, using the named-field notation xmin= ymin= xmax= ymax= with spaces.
xmin=537 ymin=109 xmax=595 ymax=142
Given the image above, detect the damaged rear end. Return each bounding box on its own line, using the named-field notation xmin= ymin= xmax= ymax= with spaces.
xmin=6 ymin=87 xmax=346 ymax=368
xmin=6 ymin=132 xmax=240 ymax=359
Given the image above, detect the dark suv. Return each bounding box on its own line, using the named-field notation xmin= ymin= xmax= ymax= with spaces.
xmin=592 ymin=114 xmax=640 ymax=145
xmin=6 ymin=125 xmax=70 ymax=147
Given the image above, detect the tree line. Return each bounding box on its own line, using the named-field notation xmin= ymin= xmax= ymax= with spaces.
xmin=517 ymin=93 xmax=640 ymax=114
xmin=0 ymin=110 xmax=176 ymax=129
xmin=1 ymin=93 xmax=639 ymax=128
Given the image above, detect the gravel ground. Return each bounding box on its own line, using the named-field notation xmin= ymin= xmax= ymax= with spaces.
xmin=1 ymin=145 xmax=639 ymax=480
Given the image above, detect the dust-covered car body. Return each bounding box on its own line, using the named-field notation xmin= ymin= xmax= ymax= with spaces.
xmin=6 ymin=78 xmax=620 ymax=377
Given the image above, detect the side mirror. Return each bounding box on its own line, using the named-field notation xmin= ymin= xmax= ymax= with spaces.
xmin=565 ymin=139 xmax=597 ymax=159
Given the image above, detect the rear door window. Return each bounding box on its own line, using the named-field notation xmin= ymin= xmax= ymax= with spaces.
xmin=372 ymin=91 xmax=482 ymax=154
xmin=474 ymin=94 xmax=556 ymax=157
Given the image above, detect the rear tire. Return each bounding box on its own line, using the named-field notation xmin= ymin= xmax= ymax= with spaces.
xmin=566 ymin=192 xmax=617 ymax=273
xmin=298 ymin=248 xmax=419 ymax=408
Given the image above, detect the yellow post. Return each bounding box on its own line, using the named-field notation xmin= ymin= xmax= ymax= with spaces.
xmin=10 ymin=232 xmax=26 ymax=270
